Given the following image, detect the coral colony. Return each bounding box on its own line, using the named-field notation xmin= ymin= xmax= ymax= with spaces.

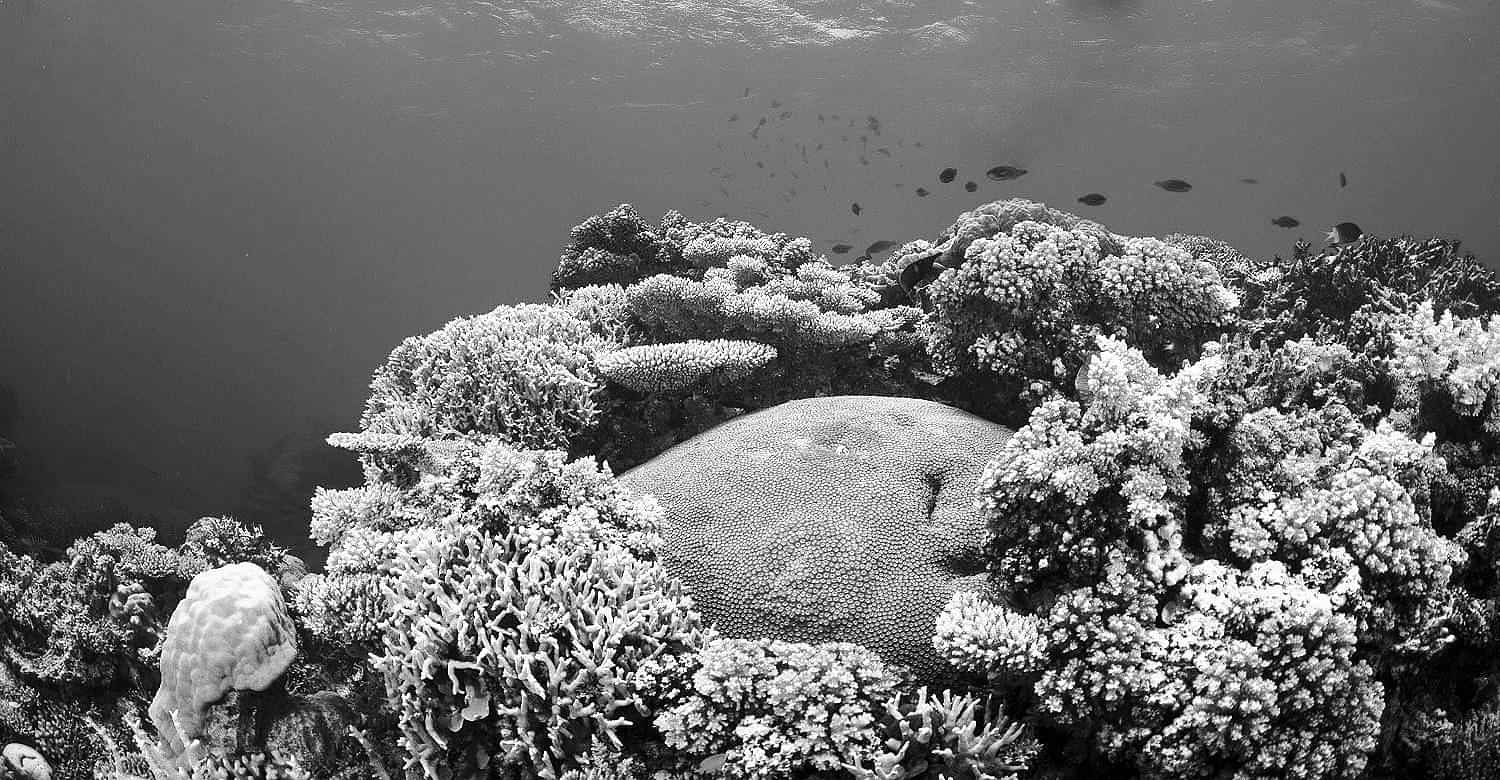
xmin=6 ymin=198 xmax=1500 ymax=780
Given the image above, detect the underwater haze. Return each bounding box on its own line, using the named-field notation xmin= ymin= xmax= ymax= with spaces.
xmin=1 ymin=0 xmax=1497 ymax=563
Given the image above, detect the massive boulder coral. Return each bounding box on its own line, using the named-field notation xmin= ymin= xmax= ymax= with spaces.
xmin=617 ymin=394 xmax=1011 ymax=686
xmin=149 ymin=562 xmax=298 ymax=761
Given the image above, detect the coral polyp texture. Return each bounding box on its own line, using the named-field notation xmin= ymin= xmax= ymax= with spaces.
xmin=617 ymin=394 xmax=1012 ymax=687
xmin=12 ymin=198 xmax=1500 ymax=780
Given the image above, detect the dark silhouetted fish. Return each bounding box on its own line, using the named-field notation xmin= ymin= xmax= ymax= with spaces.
xmin=1155 ymin=179 xmax=1192 ymax=192
xmin=914 ymin=141 xmax=924 ymax=148
xmin=818 ymin=113 xmax=825 ymax=122
xmin=816 ymin=143 xmax=824 ymax=151
xmin=851 ymin=202 xmax=862 ymax=215
xmin=868 ymin=115 xmax=881 ymax=134
xmin=729 ymin=113 xmax=738 ymax=122
xmin=866 ymin=240 xmax=897 ymax=255
xmin=897 ymin=245 xmax=950 ymax=300
xmin=1271 ymin=216 xmax=1300 ymax=228
xmin=756 ymin=161 xmax=765 ymax=168
xmin=757 ymin=116 xmax=767 ymax=126
xmin=1240 ymin=178 xmax=1258 ymax=184
xmin=750 ymin=127 xmax=760 ymax=139
xmin=987 ymin=165 xmax=1027 ymax=181
xmin=1340 ymin=172 xmax=1347 ymax=187
xmin=831 ymin=243 xmax=854 ymax=254
xmin=876 ymin=147 xmax=891 ymax=157
xmin=916 ymin=187 xmax=930 ymax=197
xmin=939 ymin=167 xmax=958 ymax=183
xmin=1327 ymin=222 xmax=1362 ymax=244
xmin=964 ymin=181 xmax=977 ymax=192
xmin=1077 ymin=193 xmax=1107 ymax=206
xmin=779 ymin=111 xmax=792 ymax=120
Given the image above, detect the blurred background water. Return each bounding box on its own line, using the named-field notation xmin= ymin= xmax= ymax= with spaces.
xmin=1 ymin=0 xmax=1496 ymax=564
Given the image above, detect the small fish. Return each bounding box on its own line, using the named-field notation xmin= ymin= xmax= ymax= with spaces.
xmin=816 ymin=143 xmax=824 ymax=151
xmin=860 ymin=135 xmax=869 ymax=145
xmin=750 ymin=127 xmax=760 ymax=139
xmin=771 ymin=99 xmax=781 ymax=108
xmin=938 ymin=167 xmax=958 ymax=183
xmin=757 ymin=116 xmax=767 ymax=126
xmin=779 ymin=110 xmax=792 ymax=120
xmin=743 ymin=88 xmax=750 ymax=98
xmin=1339 ymin=171 xmax=1347 ymax=188
xmin=868 ymin=115 xmax=881 ymax=134
xmin=1155 ymin=179 xmax=1192 ymax=192
xmin=818 ymin=113 xmax=825 ymax=122
xmin=859 ymin=155 xmax=869 ymax=165
xmin=866 ymin=240 xmax=897 ymax=255
xmin=831 ymin=243 xmax=854 ymax=254
xmin=876 ymin=147 xmax=891 ymax=157
xmin=916 ymin=187 xmax=930 ymax=197
xmin=964 ymin=181 xmax=977 ymax=193
xmin=1239 ymin=177 xmax=1258 ymax=184
xmin=913 ymin=141 xmax=923 ymax=148
xmin=1077 ymin=193 xmax=1107 ymax=206
xmin=986 ymin=165 xmax=1027 ymax=181
xmin=756 ymin=161 xmax=765 ymax=168
xmin=1271 ymin=216 xmax=1300 ymax=228
xmin=728 ymin=113 xmax=738 ymax=122
xmin=851 ymin=202 xmax=862 ymax=215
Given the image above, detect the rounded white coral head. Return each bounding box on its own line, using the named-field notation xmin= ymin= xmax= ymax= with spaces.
xmin=148 ymin=562 xmax=298 ymax=759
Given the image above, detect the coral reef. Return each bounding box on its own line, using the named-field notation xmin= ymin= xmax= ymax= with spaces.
xmin=10 ymin=198 xmax=1500 ymax=780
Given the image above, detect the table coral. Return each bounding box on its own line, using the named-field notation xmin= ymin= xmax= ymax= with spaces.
xmin=149 ymin=563 xmax=298 ymax=761
xmin=594 ymin=339 xmax=778 ymax=393
xmin=618 ymin=394 xmax=1012 ymax=687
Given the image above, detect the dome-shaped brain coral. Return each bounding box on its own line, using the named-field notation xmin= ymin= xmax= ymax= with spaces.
xmin=617 ymin=394 xmax=1012 ymax=686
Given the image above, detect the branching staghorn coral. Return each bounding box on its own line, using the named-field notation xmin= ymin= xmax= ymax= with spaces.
xmin=367 ymin=439 xmax=709 ymax=780
xmin=847 ymin=686 xmax=1038 ymax=780
xmin=1240 ymin=235 xmax=1500 ymax=349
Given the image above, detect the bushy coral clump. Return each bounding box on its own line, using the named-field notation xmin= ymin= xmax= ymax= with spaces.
xmin=360 ymin=303 xmax=621 ymax=452
xmin=956 ymin=334 xmax=1467 ymax=778
xmin=633 ymin=637 xmax=1038 ymax=780
xmin=920 ymin=207 xmax=1237 ymax=424
xmin=632 ymin=638 xmax=906 ymax=779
